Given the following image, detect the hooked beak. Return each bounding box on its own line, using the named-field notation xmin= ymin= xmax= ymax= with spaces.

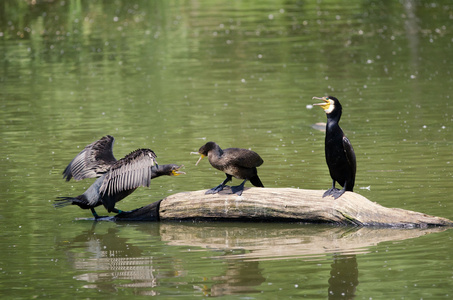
xmin=171 ymin=165 xmax=186 ymax=176
xmin=312 ymin=96 xmax=330 ymax=111
xmin=190 ymin=151 xmax=205 ymax=166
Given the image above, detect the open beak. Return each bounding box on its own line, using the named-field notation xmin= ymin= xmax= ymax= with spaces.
xmin=190 ymin=152 xmax=205 ymax=166
xmin=172 ymin=165 xmax=186 ymax=176
xmin=312 ymin=96 xmax=330 ymax=110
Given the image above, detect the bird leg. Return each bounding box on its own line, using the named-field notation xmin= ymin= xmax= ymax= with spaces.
xmin=323 ymin=180 xmax=340 ymax=198
xmin=110 ymin=208 xmax=123 ymax=214
xmin=91 ymin=207 xmax=125 ymax=220
xmin=91 ymin=208 xmax=108 ymax=220
xmin=231 ymin=179 xmax=248 ymax=196
xmin=332 ymin=180 xmax=353 ymax=199
xmin=206 ymin=175 xmax=232 ymax=194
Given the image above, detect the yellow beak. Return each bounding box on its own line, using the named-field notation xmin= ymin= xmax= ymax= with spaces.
xmin=195 ymin=154 xmax=205 ymax=166
xmin=312 ymin=96 xmax=330 ymax=111
xmin=190 ymin=152 xmax=205 ymax=166
xmin=171 ymin=165 xmax=186 ymax=176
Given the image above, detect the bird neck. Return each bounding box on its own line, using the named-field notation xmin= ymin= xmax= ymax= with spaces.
xmin=326 ymin=109 xmax=342 ymax=127
xmin=151 ymin=165 xmax=167 ymax=178
xmin=325 ymin=117 xmax=344 ymax=141
xmin=326 ymin=117 xmax=339 ymax=128
xmin=208 ymin=145 xmax=223 ymax=160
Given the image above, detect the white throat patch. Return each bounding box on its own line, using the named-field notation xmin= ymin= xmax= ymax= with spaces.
xmin=325 ymin=99 xmax=335 ymax=114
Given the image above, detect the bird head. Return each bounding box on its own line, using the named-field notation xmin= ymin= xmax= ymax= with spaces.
xmin=190 ymin=142 xmax=217 ymax=165
xmin=312 ymin=96 xmax=341 ymax=114
xmin=170 ymin=164 xmax=185 ymax=176
xmin=161 ymin=164 xmax=186 ymax=176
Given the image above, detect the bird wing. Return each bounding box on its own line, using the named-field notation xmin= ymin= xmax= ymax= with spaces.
xmin=224 ymin=148 xmax=264 ymax=168
xmin=342 ymin=135 xmax=357 ymax=175
xmin=99 ymin=149 xmax=158 ymax=197
xmin=63 ymin=135 xmax=117 ymax=181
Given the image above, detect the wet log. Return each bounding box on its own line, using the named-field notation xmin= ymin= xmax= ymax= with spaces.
xmin=113 ymin=187 xmax=453 ymax=227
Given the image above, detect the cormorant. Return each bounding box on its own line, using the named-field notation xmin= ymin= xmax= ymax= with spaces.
xmin=313 ymin=96 xmax=356 ymax=199
xmin=191 ymin=141 xmax=264 ymax=196
xmin=54 ymin=135 xmax=185 ymax=218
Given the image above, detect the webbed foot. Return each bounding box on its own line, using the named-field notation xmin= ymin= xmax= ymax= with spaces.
xmin=230 ymin=185 xmax=244 ymax=196
xmin=230 ymin=180 xmax=247 ymax=196
xmin=332 ymin=188 xmax=346 ymax=199
xmin=205 ymin=184 xmax=226 ymax=194
xmin=323 ymin=188 xmax=339 ymax=198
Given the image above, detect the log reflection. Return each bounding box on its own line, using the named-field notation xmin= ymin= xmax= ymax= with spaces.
xmin=60 ymin=222 xmax=446 ymax=296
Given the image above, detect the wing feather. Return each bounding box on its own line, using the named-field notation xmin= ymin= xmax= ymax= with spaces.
xmin=223 ymin=148 xmax=264 ymax=169
xmin=63 ymin=135 xmax=117 ymax=181
xmin=342 ymin=135 xmax=357 ymax=184
xmin=100 ymin=149 xmax=158 ymax=196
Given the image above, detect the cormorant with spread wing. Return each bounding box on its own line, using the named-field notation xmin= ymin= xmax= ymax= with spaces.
xmin=55 ymin=135 xmax=184 ymax=218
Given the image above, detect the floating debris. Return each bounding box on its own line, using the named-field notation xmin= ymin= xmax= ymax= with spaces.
xmin=311 ymin=122 xmax=326 ymax=132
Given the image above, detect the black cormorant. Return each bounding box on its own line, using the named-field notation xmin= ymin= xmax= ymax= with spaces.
xmin=313 ymin=96 xmax=356 ymax=199
xmin=54 ymin=135 xmax=185 ymax=218
xmin=191 ymin=141 xmax=264 ymax=196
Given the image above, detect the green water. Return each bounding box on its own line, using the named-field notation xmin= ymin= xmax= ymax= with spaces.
xmin=1 ymin=0 xmax=452 ymax=298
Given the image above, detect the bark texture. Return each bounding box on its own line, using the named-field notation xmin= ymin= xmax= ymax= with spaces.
xmin=112 ymin=187 xmax=453 ymax=227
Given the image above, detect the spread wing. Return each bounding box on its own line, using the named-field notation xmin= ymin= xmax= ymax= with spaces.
xmin=100 ymin=149 xmax=158 ymax=197
xmin=224 ymin=148 xmax=264 ymax=168
xmin=62 ymin=135 xmax=117 ymax=181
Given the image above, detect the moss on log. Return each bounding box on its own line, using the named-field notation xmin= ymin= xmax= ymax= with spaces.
xmin=113 ymin=187 xmax=453 ymax=227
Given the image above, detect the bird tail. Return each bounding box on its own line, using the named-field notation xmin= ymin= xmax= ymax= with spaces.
xmin=249 ymin=175 xmax=264 ymax=187
xmin=54 ymin=195 xmax=91 ymax=209
xmin=54 ymin=197 xmax=77 ymax=208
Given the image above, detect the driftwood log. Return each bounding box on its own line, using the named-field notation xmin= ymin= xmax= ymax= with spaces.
xmin=111 ymin=187 xmax=453 ymax=227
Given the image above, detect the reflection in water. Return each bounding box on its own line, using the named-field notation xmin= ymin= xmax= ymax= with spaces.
xmin=328 ymin=254 xmax=359 ymax=299
xmin=210 ymin=259 xmax=265 ymax=297
xmin=60 ymin=222 xmax=445 ymax=297
xmin=65 ymin=223 xmax=167 ymax=294
xmin=2 ymin=1 xmax=453 ymax=298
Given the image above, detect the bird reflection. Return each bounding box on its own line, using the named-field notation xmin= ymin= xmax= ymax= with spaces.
xmin=209 ymin=256 xmax=265 ymax=296
xmin=58 ymin=223 xmax=171 ymax=294
xmin=328 ymin=254 xmax=359 ymax=299
xmin=56 ymin=223 xmax=439 ymax=297
xmin=58 ymin=223 xmax=267 ymax=297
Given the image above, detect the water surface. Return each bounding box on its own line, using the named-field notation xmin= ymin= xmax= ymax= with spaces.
xmin=1 ymin=0 xmax=452 ymax=299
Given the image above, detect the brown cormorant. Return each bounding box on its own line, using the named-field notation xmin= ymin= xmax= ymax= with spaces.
xmin=313 ymin=96 xmax=356 ymax=199
xmin=54 ymin=135 xmax=185 ymax=218
xmin=191 ymin=141 xmax=264 ymax=196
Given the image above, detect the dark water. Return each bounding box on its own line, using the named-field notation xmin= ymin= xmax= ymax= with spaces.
xmin=1 ymin=0 xmax=452 ymax=298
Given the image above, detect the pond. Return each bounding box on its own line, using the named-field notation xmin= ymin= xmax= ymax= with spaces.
xmin=1 ymin=0 xmax=452 ymax=298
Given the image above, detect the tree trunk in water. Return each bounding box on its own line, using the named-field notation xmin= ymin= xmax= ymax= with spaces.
xmin=113 ymin=187 xmax=453 ymax=228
